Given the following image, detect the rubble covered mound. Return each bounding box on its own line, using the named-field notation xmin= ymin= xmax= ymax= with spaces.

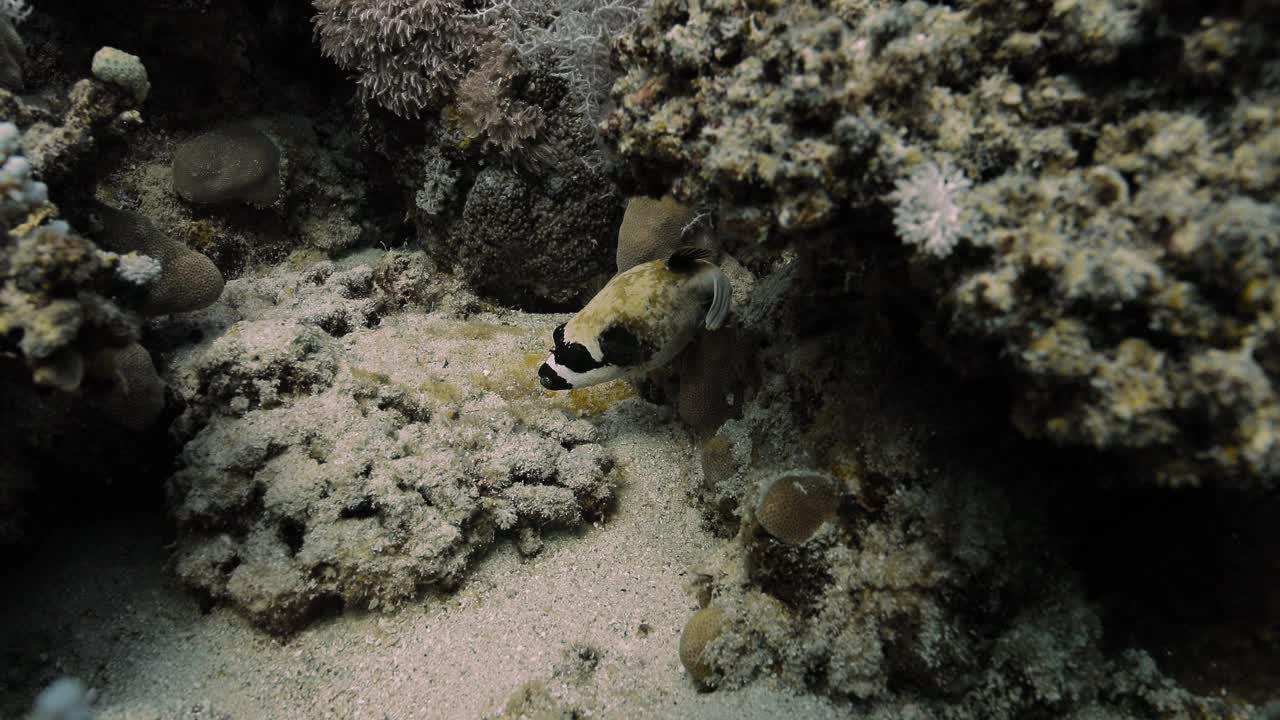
xmin=164 ymin=251 xmax=615 ymax=633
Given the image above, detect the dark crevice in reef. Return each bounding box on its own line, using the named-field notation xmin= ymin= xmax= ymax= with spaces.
xmin=1054 ymin=485 xmax=1280 ymax=703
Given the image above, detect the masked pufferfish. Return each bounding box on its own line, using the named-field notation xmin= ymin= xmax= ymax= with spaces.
xmin=538 ymin=247 xmax=731 ymax=390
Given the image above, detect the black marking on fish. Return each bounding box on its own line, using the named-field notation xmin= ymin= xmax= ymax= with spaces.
xmin=599 ymin=323 xmax=654 ymax=367
xmin=666 ymin=246 xmax=712 ymax=273
xmin=539 ymin=362 xmax=572 ymax=390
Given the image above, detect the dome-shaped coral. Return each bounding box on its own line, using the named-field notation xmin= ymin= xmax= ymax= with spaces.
xmin=677 ymin=327 xmax=747 ymax=439
xmin=92 ymin=342 xmax=165 ymax=430
xmin=678 ymin=605 xmax=724 ymax=688
xmin=755 ymin=470 xmax=839 ymax=545
xmin=173 ymin=124 xmax=283 ymax=208
xmin=616 ymin=195 xmax=708 ymax=273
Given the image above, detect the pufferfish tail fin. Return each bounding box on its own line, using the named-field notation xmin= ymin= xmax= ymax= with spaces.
xmin=667 ymin=247 xmax=730 ymax=330
xmin=705 ymin=265 xmax=731 ymax=330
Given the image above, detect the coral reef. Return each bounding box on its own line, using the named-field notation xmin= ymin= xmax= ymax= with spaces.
xmin=606 ymin=0 xmax=1280 ymax=489
xmin=164 ymin=251 xmax=615 ymax=632
xmin=672 ymin=255 xmax=1238 ymax=716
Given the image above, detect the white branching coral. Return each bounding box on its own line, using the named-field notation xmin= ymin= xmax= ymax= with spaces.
xmin=114 ymin=252 xmax=163 ymax=286
xmin=888 ymin=160 xmax=972 ymax=258
xmin=470 ymin=0 xmax=650 ymax=123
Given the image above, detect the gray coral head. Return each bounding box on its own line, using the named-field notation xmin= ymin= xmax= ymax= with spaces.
xmin=172 ymin=124 xmax=283 ymax=208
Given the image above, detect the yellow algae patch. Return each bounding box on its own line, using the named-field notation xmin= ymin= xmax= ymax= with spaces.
xmin=350 ymin=367 xmax=392 ymax=385
xmin=472 ymin=352 xmax=544 ymax=401
xmin=417 ymin=378 xmax=465 ymax=407
xmin=556 ymin=381 xmax=637 ymax=416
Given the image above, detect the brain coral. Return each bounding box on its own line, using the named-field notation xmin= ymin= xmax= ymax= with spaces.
xmin=90 ymin=203 xmax=224 ymax=316
xmin=616 ymin=194 xmax=706 ymax=273
xmin=91 ymin=342 xmax=165 ymax=431
xmin=679 ymin=605 xmax=724 ymax=688
xmin=754 ymin=470 xmax=839 ymax=545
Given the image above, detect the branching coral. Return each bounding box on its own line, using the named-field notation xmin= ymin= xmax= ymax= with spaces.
xmin=311 ymin=0 xmax=476 ymax=118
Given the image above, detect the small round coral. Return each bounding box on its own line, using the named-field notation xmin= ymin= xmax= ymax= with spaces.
xmin=90 ymin=46 xmax=150 ymax=103
xmin=172 ymin=124 xmax=283 ymax=208
xmin=755 ymin=471 xmax=839 ymax=545
xmin=678 ymin=605 xmax=724 ymax=688
xmin=94 ymin=342 xmax=165 ymax=430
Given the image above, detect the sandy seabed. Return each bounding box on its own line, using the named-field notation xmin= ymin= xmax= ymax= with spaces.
xmin=1 ymin=400 xmax=848 ymax=720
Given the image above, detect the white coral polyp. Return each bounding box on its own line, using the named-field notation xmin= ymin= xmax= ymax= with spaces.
xmin=889 ymin=160 xmax=972 ymax=258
